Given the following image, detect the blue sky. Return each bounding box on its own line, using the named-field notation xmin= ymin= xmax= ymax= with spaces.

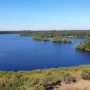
xmin=0 ymin=0 xmax=90 ymax=30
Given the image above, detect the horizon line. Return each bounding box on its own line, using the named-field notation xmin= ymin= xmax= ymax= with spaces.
xmin=0 ymin=29 xmax=90 ymax=31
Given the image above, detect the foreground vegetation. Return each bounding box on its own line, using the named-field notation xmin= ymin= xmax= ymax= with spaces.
xmin=0 ymin=65 xmax=89 ymax=90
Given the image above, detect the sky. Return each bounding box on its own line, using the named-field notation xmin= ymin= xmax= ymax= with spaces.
xmin=0 ymin=0 xmax=90 ymax=31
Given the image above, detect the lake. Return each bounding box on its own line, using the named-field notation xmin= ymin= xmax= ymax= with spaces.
xmin=0 ymin=34 xmax=90 ymax=71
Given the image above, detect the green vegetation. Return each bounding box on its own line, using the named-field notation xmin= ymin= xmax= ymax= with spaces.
xmin=4 ymin=30 xmax=87 ymax=41
xmin=63 ymin=39 xmax=72 ymax=43
xmin=0 ymin=30 xmax=90 ymax=40
xmin=0 ymin=65 xmax=89 ymax=90
xmin=32 ymin=33 xmax=50 ymax=41
xmin=75 ymin=41 xmax=90 ymax=52
xmin=0 ymin=30 xmax=90 ymax=89
xmin=32 ymin=34 xmax=43 ymax=40
xmin=52 ymin=36 xmax=62 ymax=42
xmin=18 ymin=30 xmax=90 ymax=38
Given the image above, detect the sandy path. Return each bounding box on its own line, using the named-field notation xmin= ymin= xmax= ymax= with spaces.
xmin=54 ymin=80 xmax=90 ymax=90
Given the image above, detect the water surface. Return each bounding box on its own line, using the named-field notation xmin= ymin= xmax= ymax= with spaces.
xmin=0 ymin=34 xmax=90 ymax=71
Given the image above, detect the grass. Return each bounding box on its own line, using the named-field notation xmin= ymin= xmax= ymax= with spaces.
xmin=0 ymin=65 xmax=89 ymax=90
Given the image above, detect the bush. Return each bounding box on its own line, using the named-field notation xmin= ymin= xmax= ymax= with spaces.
xmin=52 ymin=36 xmax=62 ymax=42
xmin=0 ymin=74 xmax=28 ymax=90
xmin=75 ymin=41 xmax=90 ymax=52
xmin=60 ymin=72 xmax=76 ymax=84
xmin=63 ymin=39 xmax=72 ymax=43
xmin=27 ymin=77 xmax=40 ymax=87
xmin=81 ymin=69 xmax=90 ymax=80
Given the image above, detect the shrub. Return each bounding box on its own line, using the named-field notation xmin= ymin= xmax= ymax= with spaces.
xmin=75 ymin=41 xmax=90 ymax=52
xmin=81 ymin=69 xmax=90 ymax=80
xmin=52 ymin=36 xmax=62 ymax=42
xmin=0 ymin=74 xmax=28 ymax=90
xmin=63 ymin=39 xmax=72 ymax=43
xmin=60 ymin=72 xmax=76 ymax=84
xmin=27 ymin=77 xmax=40 ymax=87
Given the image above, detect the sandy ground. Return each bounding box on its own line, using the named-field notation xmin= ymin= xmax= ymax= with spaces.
xmin=54 ymin=80 xmax=90 ymax=90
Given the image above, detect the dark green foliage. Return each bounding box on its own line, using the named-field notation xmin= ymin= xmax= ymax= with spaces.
xmin=18 ymin=30 xmax=90 ymax=38
xmin=52 ymin=36 xmax=62 ymax=42
xmin=63 ymin=39 xmax=72 ymax=43
xmin=81 ymin=69 xmax=90 ymax=80
xmin=75 ymin=41 xmax=90 ymax=52
xmin=19 ymin=30 xmax=90 ymax=37
xmin=32 ymin=33 xmax=50 ymax=41
xmin=0 ymin=30 xmax=90 ymax=38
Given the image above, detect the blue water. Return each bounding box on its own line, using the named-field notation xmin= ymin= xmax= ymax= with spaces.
xmin=0 ymin=34 xmax=90 ymax=71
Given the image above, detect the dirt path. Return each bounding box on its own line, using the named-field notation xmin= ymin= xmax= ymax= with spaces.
xmin=54 ymin=80 xmax=90 ymax=90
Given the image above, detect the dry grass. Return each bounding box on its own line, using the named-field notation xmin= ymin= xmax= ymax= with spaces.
xmin=0 ymin=65 xmax=89 ymax=90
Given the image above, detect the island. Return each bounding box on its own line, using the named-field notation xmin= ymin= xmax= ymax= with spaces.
xmin=32 ymin=33 xmax=50 ymax=41
xmin=76 ymin=41 xmax=90 ymax=52
xmin=63 ymin=39 xmax=72 ymax=43
xmin=52 ymin=36 xmax=62 ymax=42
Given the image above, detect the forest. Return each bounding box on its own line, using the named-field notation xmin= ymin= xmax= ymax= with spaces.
xmin=0 ymin=30 xmax=90 ymax=37
xmin=0 ymin=30 xmax=90 ymax=51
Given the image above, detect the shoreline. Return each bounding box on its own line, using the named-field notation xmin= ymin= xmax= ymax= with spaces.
xmin=0 ymin=64 xmax=89 ymax=72
xmin=0 ymin=65 xmax=89 ymax=90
